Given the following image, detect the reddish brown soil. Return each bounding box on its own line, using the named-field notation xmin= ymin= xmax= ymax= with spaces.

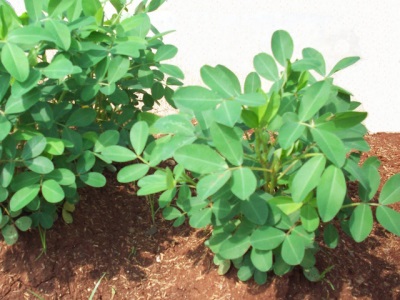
xmin=0 ymin=133 xmax=399 ymax=300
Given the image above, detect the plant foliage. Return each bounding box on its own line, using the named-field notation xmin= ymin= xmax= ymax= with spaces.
xmin=0 ymin=0 xmax=182 ymax=244
xmin=118 ymin=30 xmax=400 ymax=283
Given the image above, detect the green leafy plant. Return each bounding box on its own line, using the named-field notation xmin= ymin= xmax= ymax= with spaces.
xmin=0 ymin=0 xmax=182 ymax=244
xmin=118 ymin=30 xmax=400 ymax=283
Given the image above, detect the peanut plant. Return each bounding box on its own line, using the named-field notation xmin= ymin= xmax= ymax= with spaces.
xmin=119 ymin=30 xmax=400 ymax=283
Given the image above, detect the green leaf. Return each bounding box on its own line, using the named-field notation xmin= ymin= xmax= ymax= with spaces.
xmin=25 ymin=156 xmax=54 ymax=174
xmin=154 ymin=44 xmax=178 ymax=62
xmin=173 ymin=86 xmax=221 ymax=111
xmin=5 ymin=88 xmax=41 ymax=114
xmin=244 ymin=72 xmax=261 ymax=93
xmin=0 ymin=161 xmax=15 ymax=188
xmin=21 ymin=135 xmax=47 ymax=160
xmin=44 ymin=138 xmax=65 ymax=156
xmin=253 ymin=53 xmax=279 ymax=81
xmin=2 ymin=224 xmax=18 ymax=245
xmin=45 ymin=19 xmax=71 ymax=50
xmin=349 ymin=204 xmax=373 ymax=242
xmin=151 ymin=81 xmax=164 ymax=100
xmin=1 ymin=43 xmax=29 ymax=82
xmin=300 ymin=250 xmax=316 ymax=269
xmin=300 ymin=204 xmax=319 ymax=232
xmin=200 ymin=65 xmax=239 ymax=98
xmin=94 ymin=130 xmax=120 ymax=152
xmin=15 ymin=216 xmax=32 ymax=232
xmin=324 ymin=112 xmax=368 ymax=131
xmin=43 ymin=56 xmax=75 ymax=79
xmin=0 ymin=73 xmax=10 ymax=102
xmin=241 ymin=109 xmax=259 ymax=128
xmin=250 ymin=226 xmax=286 ymax=250
xmin=162 ymin=207 xmax=182 ymax=220
xmin=291 ymin=58 xmax=322 ymax=73
xmin=213 ymin=100 xmax=242 ymax=127
xmin=379 ymin=173 xmax=400 ymax=205
xmin=328 ymin=56 xmax=360 ymax=76
xmin=152 ymin=114 xmax=194 ymax=136
xmin=268 ymin=196 xmax=302 ymax=215
xmin=62 ymin=202 xmax=75 ymax=224
xmin=119 ymin=13 xmax=150 ymax=38
xmin=138 ymin=67 xmax=153 ymax=88
xmin=217 ymin=259 xmax=231 ymax=275
xmin=273 ymin=254 xmax=292 ymax=276
xmin=24 ymin=0 xmax=44 ymax=21
xmin=130 ymin=121 xmax=149 ymax=155
xmin=45 ymin=168 xmax=75 ymax=186
xmin=117 ymin=164 xmax=150 ymax=183
xmin=311 ymin=128 xmax=346 ymax=167
xmin=359 ymin=157 xmax=381 ymax=202
xmin=317 ymin=165 xmax=346 ymax=222
xmin=291 ymin=155 xmax=326 ymax=203
xmin=112 ymin=40 xmax=146 ymax=58
xmin=237 ymin=258 xmax=255 ymax=281
xmin=0 ymin=186 xmax=8 ymax=202
xmin=137 ymin=173 xmax=168 ymax=195
xmin=210 ymin=122 xmax=243 ymax=166
xmin=76 ymin=151 xmax=95 ymax=175
xmin=0 ymin=114 xmax=11 ymax=142
xmin=41 ymin=179 xmax=65 ymax=203
xmin=235 ymin=93 xmax=265 ymax=107
xmin=66 ymin=0 xmax=83 ymax=21
xmin=10 ymin=184 xmax=40 ymax=211
xmin=271 ymin=30 xmax=293 ymax=66
xmin=66 ymin=108 xmax=96 ymax=127
xmin=189 ymin=208 xmax=213 ymax=228
xmin=212 ymin=198 xmax=234 ymax=220
xmin=30 ymin=102 xmax=54 ymax=128
xmin=174 ymin=144 xmax=228 ymax=174
xmin=7 ymin=25 xmax=52 ymax=46
xmin=241 ymin=194 xmax=269 ymax=225
xmin=49 ymin=0 xmax=75 ymax=17
xmin=281 ymin=234 xmax=305 ymax=265
xmin=219 ymin=234 xmax=251 ymax=260
xmin=323 ymin=223 xmax=339 ymax=248
xmin=298 ymin=80 xmax=332 ymax=122
xmin=9 ymin=172 xmax=40 ymax=191
xmin=302 ymin=48 xmax=326 ymax=76
xmin=250 ymin=248 xmax=272 ymax=272
xmin=278 ymin=114 xmax=306 ymax=150
xmin=147 ymin=0 xmax=165 ymax=12
xmin=107 ymin=56 xmax=129 ymax=83
xmin=80 ymin=172 xmax=106 ymax=188
xmin=102 ymin=145 xmax=137 ymax=162
xmin=230 ymin=168 xmax=257 ymax=200
xmin=376 ymin=206 xmax=400 ymax=236
xmin=159 ymin=64 xmax=184 ymax=79
xmin=196 ymin=171 xmax=231 ymax=201
xmin=254 ymin=270 xmax=267 ymax=285
xmin=303 ymin=267 xmax=321 ymax=282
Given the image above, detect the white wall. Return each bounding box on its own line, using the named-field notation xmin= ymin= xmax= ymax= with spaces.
xmin=11 ymin=1 xmax=400 ymax=132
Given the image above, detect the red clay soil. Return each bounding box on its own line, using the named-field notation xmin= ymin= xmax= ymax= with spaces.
xmin=0 ymin=133 xmax=399 ymax=300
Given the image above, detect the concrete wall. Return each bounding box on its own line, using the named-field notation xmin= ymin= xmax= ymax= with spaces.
xmin=11 ymin=1 xmax=400 ymax=132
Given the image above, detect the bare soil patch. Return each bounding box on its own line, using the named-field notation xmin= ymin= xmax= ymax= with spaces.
xmin=0 ymin=133 xmax=399 ymax=299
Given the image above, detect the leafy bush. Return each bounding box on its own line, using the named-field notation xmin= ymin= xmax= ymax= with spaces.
xmin=0 ymin=0 xmax=182 ymax=245
xmin=119 ymin=30 xmax=400 ymax=283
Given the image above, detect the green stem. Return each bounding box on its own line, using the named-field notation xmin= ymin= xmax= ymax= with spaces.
xmin=341 ymin=202 xmax=380 ymax=209
xmin=277 ymin=159 xmax=299 ymax=180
